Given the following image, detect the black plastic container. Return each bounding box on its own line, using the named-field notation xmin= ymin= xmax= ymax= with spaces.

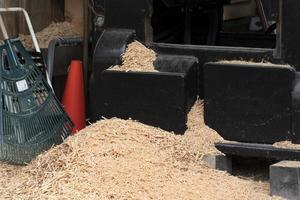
xmin=151 ymin=42 xmax=274 ymax=98
xmin=204 ymin=62 xmax=295 ymax=144
xmin=90 ymin=54 xmax=198 ymax=133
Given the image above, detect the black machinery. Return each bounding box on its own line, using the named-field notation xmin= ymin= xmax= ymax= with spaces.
xmin=50 ymin=0 xmax=300 ymax=161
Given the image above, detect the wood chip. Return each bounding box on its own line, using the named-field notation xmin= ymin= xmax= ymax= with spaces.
xmin=218 ymin=60 xmax=290 ymax=67
xmin=18 ymin=22 xmax=80 ymax=49
xmin=109 ymin=41 xmax=158 ymax=72
xmin=273 ymin=141 xmax=300 ymax=149
xmin=0 ymin=101 xmax=280 ymax=199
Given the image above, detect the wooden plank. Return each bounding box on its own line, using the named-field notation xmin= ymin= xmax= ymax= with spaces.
xmin=19 ymin=0 xmax=52 ymax=33
xmin=65 ymin=0 xmax=84 ymax=35
xmin=18 ymin=0 xmax=65 ymax=34
xmin=224 ymin=0 xmax=256 ymax=20
xmin=51 ymin=0 xmax=65 ymax=22
xmin=0 ymin=0 xmax=19 ymax=39
xmin=0 ymin=0 xmax=65 ymax=39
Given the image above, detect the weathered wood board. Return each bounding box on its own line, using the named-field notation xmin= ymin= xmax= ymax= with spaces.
xmin=0 ymin=0 xmax=65 ymax=38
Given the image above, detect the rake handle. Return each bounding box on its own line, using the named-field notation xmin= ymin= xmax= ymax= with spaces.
xmin=0 ymin=8 xmax=53 ymax=88
xmin=0 ymin=14 xmax=8 ymax=40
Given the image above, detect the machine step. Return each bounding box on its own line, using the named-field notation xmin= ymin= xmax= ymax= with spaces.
xmin=216 ymin=142 xmax=300 ymax=161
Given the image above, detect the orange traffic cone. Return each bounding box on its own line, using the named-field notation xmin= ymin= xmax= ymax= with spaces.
xmin=62 ymin=60 xmax=86 ymax=134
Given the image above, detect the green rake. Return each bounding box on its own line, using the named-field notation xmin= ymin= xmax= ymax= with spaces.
xmin=0 ymin=8 xmax=73 ymax=165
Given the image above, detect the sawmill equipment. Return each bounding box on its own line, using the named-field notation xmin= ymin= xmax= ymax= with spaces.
xmin=88 ymin=0 xmax=275 ymax=130
xmin=91 ymin=0 xmax=276 ymax=47
xmin=82 ymin=0 xmax=300 ymax=161
xmin=38 ymin=0 xmax=300 ymax=162
xmin=0 ymin=8 xmax=72 ymax=165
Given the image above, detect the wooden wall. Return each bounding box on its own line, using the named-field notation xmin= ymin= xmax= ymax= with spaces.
xmin=224 ymin=0 xmax=256 ymax=20
xmin=65 ymin=0 xmax=84 ymax=35
xmin=0 ymin=0 xmax=20 ymax=38
xmin=19 ymin=0 xmax=65 ymax=34
xmin=0 ymin=0 xmax=65 ymax=39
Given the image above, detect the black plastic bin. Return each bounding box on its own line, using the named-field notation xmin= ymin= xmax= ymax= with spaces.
xmin=90 ymin=54 xmax=198 ymax=133
xmin=204 ymin=62 xmax=295 ymax=144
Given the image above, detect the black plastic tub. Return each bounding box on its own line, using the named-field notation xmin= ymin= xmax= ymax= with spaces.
xmin=204 ymin=62 xmax=295 ymax=144
xmin=90 ymin=54 xmax=198 ymax=133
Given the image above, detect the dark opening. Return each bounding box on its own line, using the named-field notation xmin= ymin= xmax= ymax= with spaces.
xmin=151 ymin=0 xmax=278 ymax=48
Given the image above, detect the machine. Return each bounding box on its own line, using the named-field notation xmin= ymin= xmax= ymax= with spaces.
xmin=50 ymin=0 xmax=300 ymax=161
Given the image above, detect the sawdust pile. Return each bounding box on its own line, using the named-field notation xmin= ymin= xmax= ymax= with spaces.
xmin=110 ymin=41 xmax=158 ymax=72
xmin=0 ymin=101 xmax=278 ymax=199
xmin=218 ymin=60 xmax=290 ymax=68
xmin=183 ymin=101 xmax=223 ymax=157
xmin=18 ymin=22 xmax=80 ymax=49
xmin=219 ymin=60 xmax=271 ymax=65
xmin=273 ymin=141 xmax=300 ymax=149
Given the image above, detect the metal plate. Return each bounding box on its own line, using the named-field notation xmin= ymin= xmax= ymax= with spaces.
xmin=216 ymin=142 xmax=300 ymax=161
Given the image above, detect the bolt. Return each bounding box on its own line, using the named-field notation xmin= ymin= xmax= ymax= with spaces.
xmin=95 ymin=15 xmax=105 ymax=27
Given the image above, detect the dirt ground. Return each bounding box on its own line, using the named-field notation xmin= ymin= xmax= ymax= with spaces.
xmin=0 ymin=101 xmax=281 ymax=200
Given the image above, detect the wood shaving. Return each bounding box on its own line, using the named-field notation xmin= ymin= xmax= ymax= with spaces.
xmin=109 ymin=41 xmax=158 ymax=72
xmin=218 ymin=60 xmax=290 ymax=68
xmin=183 ymin=101 xmax=223 ymax=157
xmin=18 ymin=22 xmax=80 ymax=49
xmin=273 ymin=141 xmax=300 ymax=149
xmin=0 ymin=101 xmax=280 ymax=199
